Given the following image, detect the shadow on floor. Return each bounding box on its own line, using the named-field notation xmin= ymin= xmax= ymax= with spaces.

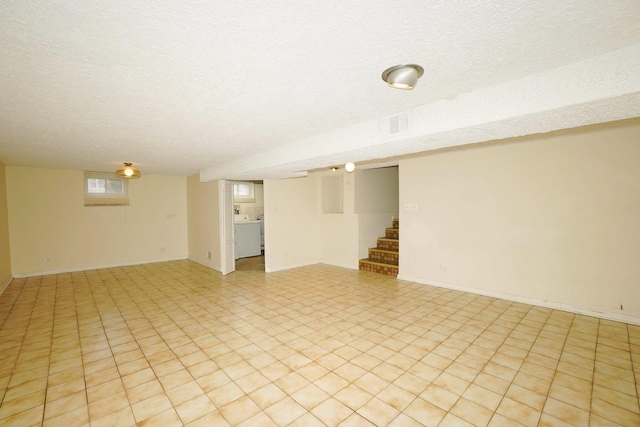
xmin=235 ymin=255 xmax=265 ymax=271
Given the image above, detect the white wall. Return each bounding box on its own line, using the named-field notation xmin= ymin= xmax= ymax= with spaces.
xmin=187 ymin=175 xmax=221 ymax=271
xmin=6 ymin=167 xmax=188 ymax=276
xmin=399 ymin=122 xmax=640 ymax=323
xmin=264 ymin=175 xmax=321 ymax=271
xmin=0 ymin=163 xmax=12 ymax=291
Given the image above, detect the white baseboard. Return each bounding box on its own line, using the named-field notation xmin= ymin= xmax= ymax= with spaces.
xmin=398 ymin=275 xmax=640 ymax=326
xmin=11 ymin=256 xmax=189 ymax=278
xmin=266 ymin=260 xmax=320 ymax=273
xmin=320 ymin=260 xmax=359 ymax=270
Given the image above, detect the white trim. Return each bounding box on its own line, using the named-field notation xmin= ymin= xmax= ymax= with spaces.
xmin=219 ymin=180 xmax=236 ymax=276
xmin=219 ymin=180 xmax=227 ymax=275
xmin=320 ymin=261 xmax=359 ymax=270
xmin=265 ymin=260 xmax=320 ymax=273
xmin=398 ymin=275 xmax=640 ymax=326
xmin=11 ymin=256 xmax=188 ymax=278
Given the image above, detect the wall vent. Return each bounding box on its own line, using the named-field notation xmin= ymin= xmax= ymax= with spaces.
xmin=381 ymin=110 xmax=410 ymax=137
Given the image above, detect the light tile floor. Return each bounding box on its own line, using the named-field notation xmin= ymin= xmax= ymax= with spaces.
xmin=0 ymin=261 xmax=639 ymax=426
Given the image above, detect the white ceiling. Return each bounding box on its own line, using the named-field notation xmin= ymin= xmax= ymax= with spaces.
xmin=1 ymin=1 xmax=640 ymax=180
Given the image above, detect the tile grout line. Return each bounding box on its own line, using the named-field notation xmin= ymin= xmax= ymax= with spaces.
xmin=483 ymin=303 xmax=552 ymax=427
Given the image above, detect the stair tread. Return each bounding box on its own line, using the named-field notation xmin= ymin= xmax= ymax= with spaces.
xmin=359 ymin=258 xmax=399 ymax=267
xmin=360 ymin=221 xmax=399 ymax=277
xmin=369 ymin=248 xmax=398 ymax=253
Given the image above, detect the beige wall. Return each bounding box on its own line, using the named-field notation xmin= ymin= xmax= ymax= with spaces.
xmin=6 ymin=167 xmax=188 ymax=276
xmin=355 ymin=167 xmax=399 ymax=259
xmin=0 ymin=163 xmax=12 ymax=290
xmin=264 ymin=175 xmax=321 ymax=271
xmin=318 ymin=170 xmax=359 ymax=268
xmin=355 ymin=167 xmax=399 ymax=214
xmin=187 ymin=175 xmax=221 ymax=271
xmin=399 ymin=122 xmax=640 ymax=322
xmin=274 ymin=168 xmax=399 ymax=269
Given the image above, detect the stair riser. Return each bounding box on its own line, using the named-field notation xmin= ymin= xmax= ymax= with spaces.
xmin=359 ymin=260 xmax=398 ymax=277
xmin=368 ymin=250 xmax=399 ymax=264
xmin=385 ymin=228 xmax=399 ymax=239
xmin=377 ymin=239 xmax=399 ymax=251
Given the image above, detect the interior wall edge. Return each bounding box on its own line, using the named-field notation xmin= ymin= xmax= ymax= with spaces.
xmin=398 ymin=275 xmax=640 ymax=326
xmin=11 ymin=257 xmax=188 ymax=279
xmin=319 ymin=260 xmax=359 ymax=270
xmin=0 ymin=276 xmax=12 ymax=296
xmin=187 ymin=257 xmax=222 ymax=273
xmin=265 ymin=260 xmax=321 ymax=273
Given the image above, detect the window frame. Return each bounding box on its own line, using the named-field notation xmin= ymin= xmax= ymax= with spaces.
xmin=233 ymin=181 xmax=255 ymax=203
xmin=83 ymin=172 xmax=130 ymax=206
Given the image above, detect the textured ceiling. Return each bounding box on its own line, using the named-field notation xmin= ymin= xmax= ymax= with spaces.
xmin=1 ymin=1 xmax=639 ymax=179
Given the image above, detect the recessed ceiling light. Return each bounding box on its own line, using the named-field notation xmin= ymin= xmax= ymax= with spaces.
xmin=382 ymin=64 xmax=424 ymax=90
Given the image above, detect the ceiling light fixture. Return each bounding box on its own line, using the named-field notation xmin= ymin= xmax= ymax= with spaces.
xmin=116 ymin=162 xmax=141 ymax=179
xmin=345 ymin=162 xmax=356 ymax=173
xmin=381 ymin=64 xmax=424 ymax=90
xmin=331 ymin=166 xmax=339 ymax=172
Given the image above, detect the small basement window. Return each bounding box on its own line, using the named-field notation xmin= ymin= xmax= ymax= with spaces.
xmin=84 ymin=172 xmax=129 ymax=206
xmin=233 ymin=181 xmax=255 ymax=203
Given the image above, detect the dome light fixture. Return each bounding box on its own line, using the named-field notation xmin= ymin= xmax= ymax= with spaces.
xmin=381 ymin=64 xmax=424 ymax=90
xmin=116 ymin=162 xmax=141 ymax=179
xmin=345 ymin=162 xmax=356 ymax=173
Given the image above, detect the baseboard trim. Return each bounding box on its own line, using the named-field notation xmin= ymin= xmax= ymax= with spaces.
xmin=12 ymin=257 xmax=189 ymax=278
xmin=266 ymin=260 xmax=320 ymax=273
xmin=320 ymin=261 xmax=359 ymax=270
xmin=397 ymin=275 xmax=640 ymax=326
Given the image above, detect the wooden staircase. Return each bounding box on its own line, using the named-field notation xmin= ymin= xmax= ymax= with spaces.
xmin=359 ymin=219 xmax=399 ymax=277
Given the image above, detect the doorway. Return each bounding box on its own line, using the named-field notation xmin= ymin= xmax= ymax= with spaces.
xmin=231 ymin=180 xmax=265 ymax=271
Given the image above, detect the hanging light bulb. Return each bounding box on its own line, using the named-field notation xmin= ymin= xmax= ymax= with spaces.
xmin=116 ymin=163 xmax=141 ymax=179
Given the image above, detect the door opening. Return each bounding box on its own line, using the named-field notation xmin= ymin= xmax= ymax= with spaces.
xmin=232 ymin=180 xmax=265 ymax=271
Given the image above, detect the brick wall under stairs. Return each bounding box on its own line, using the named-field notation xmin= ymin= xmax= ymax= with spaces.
xmin=359 ymin=219 xmax=399 ymax=277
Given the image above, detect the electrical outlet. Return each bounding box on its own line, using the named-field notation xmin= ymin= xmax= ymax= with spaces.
xmin=403 ymin=203 xmax=418 ymax=211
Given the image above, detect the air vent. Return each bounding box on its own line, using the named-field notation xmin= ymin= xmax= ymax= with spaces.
xmin=381 ymin=110 xmax=410 ymax=137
